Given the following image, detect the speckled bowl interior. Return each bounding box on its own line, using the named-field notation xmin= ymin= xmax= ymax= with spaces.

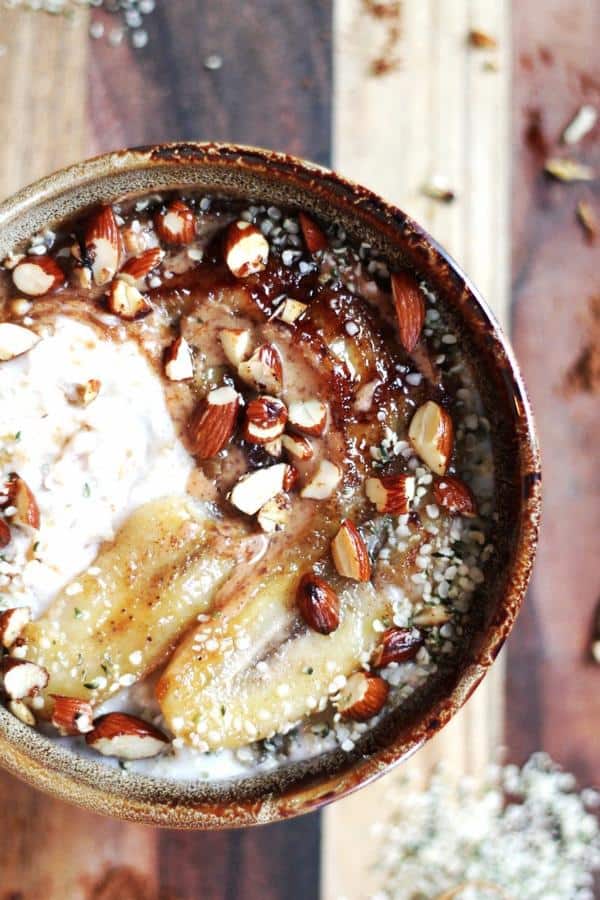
xmin=0 ymin=144 xmax=541 ymax=828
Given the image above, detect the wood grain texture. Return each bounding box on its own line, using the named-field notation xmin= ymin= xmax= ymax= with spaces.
xmin=507 ymin=0 xmax=600 ymax=786
xmin=324 ymin=1 xmax=511 ymax=896
xmin=0 ymin=3 xmax=330 ymax=898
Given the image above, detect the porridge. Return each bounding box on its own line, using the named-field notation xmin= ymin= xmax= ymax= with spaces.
xmin=0 ymin=193 xmax=495 ymax=780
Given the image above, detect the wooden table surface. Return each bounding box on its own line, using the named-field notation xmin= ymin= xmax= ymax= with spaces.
xmin=0 ymin=2 xmax=598 ymax=898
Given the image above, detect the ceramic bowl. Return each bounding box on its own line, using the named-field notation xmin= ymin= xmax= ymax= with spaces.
xmin=0 ymin=143 xmax=541 ymax=828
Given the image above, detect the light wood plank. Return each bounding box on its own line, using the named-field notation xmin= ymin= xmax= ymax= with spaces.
xmin=325 ymin=1 xmax=510 ymax=896
xmin=0 ymin=11 xmax=159 ymax=899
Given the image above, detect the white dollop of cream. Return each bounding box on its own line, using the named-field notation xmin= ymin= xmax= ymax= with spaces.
xmin=0 ymin=315 xmax=193 ymax=616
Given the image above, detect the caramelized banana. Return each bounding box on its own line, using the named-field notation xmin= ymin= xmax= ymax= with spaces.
xmin=18 ymin=496 xmax=254 ymax=713
xmin=157 ymin=539 xmax=421 ymax=750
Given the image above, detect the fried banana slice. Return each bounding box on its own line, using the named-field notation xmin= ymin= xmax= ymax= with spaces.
xmin=157 ymin=540 xmax=421 ymax=750
xmin=18 ymin=496 xmax=254 ymax=713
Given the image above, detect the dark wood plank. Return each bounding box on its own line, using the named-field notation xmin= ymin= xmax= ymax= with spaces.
xmin=87 ymin=3 xmax=332 ymax=897
xmin=508 ymin=0 xmax=600 ymax=786
xmin=88 ymin=0 xmax=332 ymax=165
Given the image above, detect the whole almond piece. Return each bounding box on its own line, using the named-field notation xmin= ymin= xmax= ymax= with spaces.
xmin=225 ymin=221 xmax=269 ymax=277
xmin=336 ymin=671 xmax=389 ymax=721
xmin=408 ymin=401 xmax=453 ymax=475
xmin=164 ymin=336 xmax=194 ymax=381
xmin=331 ymin=520 xmax=371 ymax=582
xmin=154 ymin=199 xmax=197 ymax=245
xmin=107 ymin=279 xmax=152 ymax=321
xmin=86 ymin=712 xmax=169 ymax=760
xmin=242 ymin=396 xmax=288 ymax=444
xmin=238 ymin=343 xmax=283 ymax=394
xmin=51 ymin=695 xmax=94 ymax=735
xmin=187 ymin=386 xmax=240 ymax=458
xmin=0 ymin=606 xmax=32 ymax=649
xmin=433 ymin=475 xmax=477 ymax=517
xmin=391 ymin=271 xmax=426 ymax=353
xmin=371 ymin=627 xmax=423 ymax=668
xmin=120 ymin=247 xmax=164 ymax=283
xmin=0 ymin=323 xmax=40 ymax=362
xmin=298 ymin=212 xmax=328 ymax=253
xmin=296 ymin=573 xmax=340 ymax=634
xmin=12 ymin=256 xmax=65 ymax=297
xmin=3 ymin=474 xmax=40 ymax=529
xmin=1 ymin=658 xmax=49 ymax=700
xmin=365 ymin=474 xmax=416 ymax=514
xmin=84 ymin=206 xmax=123 ymax=285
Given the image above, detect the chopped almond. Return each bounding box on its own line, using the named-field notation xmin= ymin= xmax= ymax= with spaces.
xmin=281 ymin=432 xmax=314 ymax=461
xmin=219 ymin=328 xmax=252 ymax=368
xmin=238 ymin=343 xmax=283 ymax=394
xmin=7 ymin=699 xmax=36 ymax=727
xmin=336 ymin=671 xmax=389 ymax=721
xmin=229 ymin=463 xmax=287 ymax=516
xmin=86 ymin=712 xmax=169 ymax=759
xmin=3 ymin=474 xmax=40 ymax=529
xmin=288 ymin=399 xmax=328 ymax=436
xmin=154 ymin=200 xmax=196 ymax=245
xmin=84 ymin=206 xmax=123 ymax=286
xmin=408 ymin=401 xmax=454 ymax=475
xmin=433 ymin=475 xmax=477 ymax=517
xmin=120 ymin=247 xmax=164 ymax=283
xmin=273 ymin=298 xmax=308 ymax=324
xmin=257 ymin=493 xmax=291 ymax=533
xmin=107 ymin=279 xmax=152 ymax=321
xmin=412 ymin=605 xmax=451 ymax=627
xmin=365 ymin=474 xmax=415 ymax=514
xmin=164 ymin=336 xmax=194 ymax=381
xmin=242 ymin=396 xmax=288 ymax=444
xmin=300 ymin=460 xmax=341 ymax=500
xmin=225 ymin=221 xmax=269 ymax=277
xmin=0 ymin=606 xmax=32 ymax=649
xmin=0 ymin=519 xmax=10 ymax=548
xmin=76 ymin=378 xmax=101 ymax=407
xmin=12 ymin=256 xmax=65 ymax=297
xmin=331 ymin=520 xmax=371 ymax=582
xmin=187 ymin=386 xmax=240 ymax=458
xmin=51 ymin=695 xmax=94 ymax=735
xmin=298 ymin=212 xmax=328 ymax=253
xmin=1 ymin=658 xmax=49 ymax=700
xmin=0 ymin=323 xmax=40 ymax=362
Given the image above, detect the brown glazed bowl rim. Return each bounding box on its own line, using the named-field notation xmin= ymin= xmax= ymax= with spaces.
xmin=0 ymin=143 xmax=541 ymax=828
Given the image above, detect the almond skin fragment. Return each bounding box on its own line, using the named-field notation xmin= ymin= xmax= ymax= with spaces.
xmin=120 ymin=247 xmax=164 ymax=282
xmin=154 ymin=199 xmax=196 ymax=245
xmin=336 ymin=671 xmax=389 ymax=721
xmin=1 ymin=658 xmax=49 ymax=700
xmin=12 ymin=256 xmax=65 ymax=297
xmin=0 ymin=519 xmax=10 ymax=548
xmin=219 ymin=327 xmax=251 ymax=368
xmin=331 ymin=520 xmax=371 ymax=582
xmin=86 ymin=712 xmax=169 ymax=760
xmin=0 ymin=323 xmax=40 ymax=362
xmin=282 ymin=464 xmax=298 ymax=492
xmin=300 ymin=460 xmax=341 ymax=500
xmin=242 ymin=396 xmax=288 ymax=444
xmin=296 ymin=573 xmax=340 ymax=634
xmin=107 ymin=279 xmax=152 ymax=321
xmin=229 ymin=463 xmax=287 ymax=516
xmin=433 ymin=475 xmax=477 ymax=517
xmin=288 ymin=399 xmax=328 ymax=436
xmin=224 ymin=221 xmax=269 ymax=278
xmin=238 ymin=343 xmax=283 ymax=394
xmin=2 ymin=474 xmax=40 ymax=529
xmin=51 ymin=695 xmax=94 ymax=735
xmin=391 ymin=270 xmax=426 ymax=353
xmin=408 ymin=400 xmax=454 ymax=475
xmin=187 ymin=386 xmax=240 ymax=459
xmin=164 ymin=336 xmax=194 ymax=381
xmin=371 ymin=627 xmax=423 ymax=668
xmin=0 ymin=606 xmax=31 ymax=649
xmin=281 ymin=432 xmax=314 ymax=461
xmin=298 ymin=212 xmax=328 ymax=253
xmin=365 ymin=474 xmax=415 ymax=514
xmin=84 ymin=206 xmax=123 ymax=286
